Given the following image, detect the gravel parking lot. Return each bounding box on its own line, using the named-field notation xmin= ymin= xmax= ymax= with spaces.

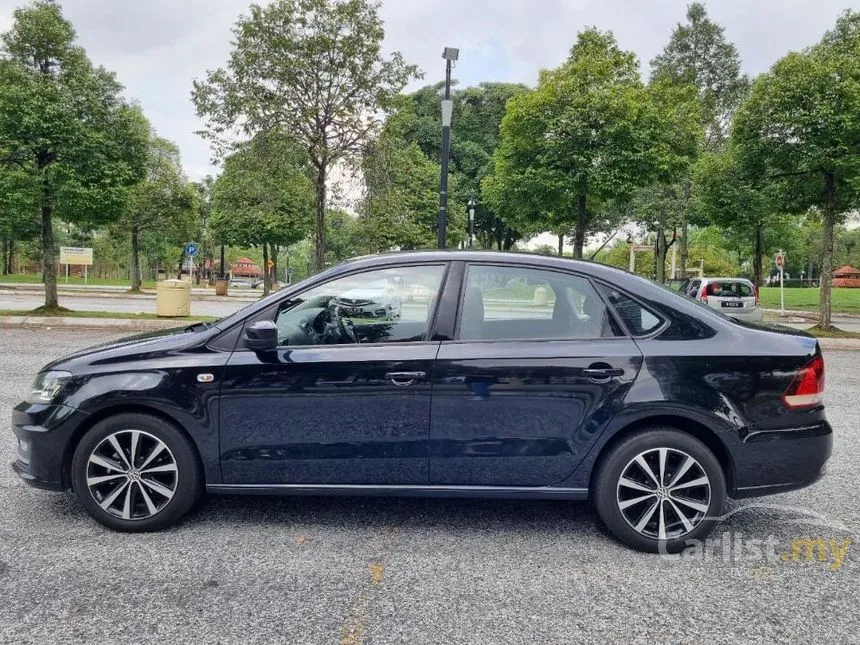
xmin=1 ymin=328 xmax=857 ymax=644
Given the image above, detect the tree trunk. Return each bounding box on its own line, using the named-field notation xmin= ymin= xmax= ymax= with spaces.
xmin=262 ymin=243 xmax=270 ymax=296
xmin=177 ymin=248 xmax=185 ymax=280
xmin=40 ymin=178 xmax=58 ymax=309
xmin=130 ymin=225 xmax=142 ymax=291
xmin=572 ymin=194 xmax=588 ymax=259
xmin=269 ymin=242 xmax=278 ymax=286
xmin=7 ymin=239 xmax=13 ymax=274
xmin=1 ymin=238 xmax=7 ymax=275
xmin=819 ymin=171 xmax=836 ymax=329
xmin=557 ymin=234 xmax=564 ymax=257
xmin=313 ymin=165 xmax=327 ymax=272
xmin=752 ymin=223 xmax=763 ymax=288
xmin=680 ymin=181 xmax=691 ymax=278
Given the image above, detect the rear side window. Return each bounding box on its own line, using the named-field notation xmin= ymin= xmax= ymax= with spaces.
xmin=704 ymin=281 xmax=753 ymax=298
xmin=599 ymin=286 xmax=664 ymax=336
xmin=458 ymin=265 xmax=622 ymax=340
xmin=686 ymin=280 xmax=701 ymax=297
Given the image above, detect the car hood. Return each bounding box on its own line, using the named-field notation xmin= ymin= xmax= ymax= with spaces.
xmin=42 ymin=324 xmax=216 ymax=373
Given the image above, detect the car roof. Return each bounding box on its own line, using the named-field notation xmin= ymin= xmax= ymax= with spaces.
xmin=701 ymin=277 xmax=754 ymax=283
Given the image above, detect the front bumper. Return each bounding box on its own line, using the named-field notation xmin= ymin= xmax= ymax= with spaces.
xmin=731 ymin=420 xmax=832 ymax=498
xmin=10 ymin=401 xmax=88 ymax=491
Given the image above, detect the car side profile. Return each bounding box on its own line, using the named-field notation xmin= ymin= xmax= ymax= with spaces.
xmin=12 ymin=251 xmax=831 ymax=552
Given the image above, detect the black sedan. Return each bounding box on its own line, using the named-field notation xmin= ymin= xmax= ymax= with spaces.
xmin=11 ymin=251 xmax=831 ymax=552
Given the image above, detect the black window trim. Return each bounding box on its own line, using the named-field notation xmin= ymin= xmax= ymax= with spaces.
xmin=594 ymin=279 xmax=670 ymax=340
xmin=230 ymin=261 xmax=452 ymax=351
xmin=448 ymin=261 xmax=630 ymax=344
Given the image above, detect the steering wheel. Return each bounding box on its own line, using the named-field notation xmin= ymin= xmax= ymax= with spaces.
xmin=327 ymin=303 xmax=359 ymax=344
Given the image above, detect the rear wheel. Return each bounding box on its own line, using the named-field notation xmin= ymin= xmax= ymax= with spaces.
xmin=71 ymin=413 xmax=203 ymax=532
xmin=594 ymin=428 xmax=726 ymax=553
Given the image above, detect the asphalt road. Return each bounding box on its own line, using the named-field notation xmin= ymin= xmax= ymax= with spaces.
xmin=1 ymin=329 xmax=858 ymax=644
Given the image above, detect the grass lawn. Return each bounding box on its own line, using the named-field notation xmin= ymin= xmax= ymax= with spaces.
xmin=758 ymin=287 xmax=860 ymax=314
xmin=0 ymin=274 xmax=157 ymax=288
xmin=0 ymin=307 xmax=215 ymax=321
xmin=804 ymin=325 xmax=860 ymax=339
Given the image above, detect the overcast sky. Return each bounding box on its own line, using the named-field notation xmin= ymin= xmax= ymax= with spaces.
xmin=0 ymin=0 xmax=855 ymax=180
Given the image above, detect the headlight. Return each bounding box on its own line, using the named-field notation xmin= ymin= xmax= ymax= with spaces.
xmin=27 ymin=370 xmax=73 ymax=404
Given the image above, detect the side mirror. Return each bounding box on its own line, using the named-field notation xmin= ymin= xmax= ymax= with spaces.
xmin=244 ymin=320 xmax=278 ymax=351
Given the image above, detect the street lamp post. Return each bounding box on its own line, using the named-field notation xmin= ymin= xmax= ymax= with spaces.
xmin=438 ymin=46 xmax=459 ymax=250
xmin=467 ymin=197 xmax=476 ymax=249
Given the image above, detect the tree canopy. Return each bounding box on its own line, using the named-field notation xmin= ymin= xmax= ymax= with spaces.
xmin=733 ymin=9 xmax=860 ymax=327
xmin=0 ymin=0 xmax=149 ymax=307
xmin=210 ymin=130 xmax=314 ymax=293
xmin=193 ymin=0 xmax=419 ymax=271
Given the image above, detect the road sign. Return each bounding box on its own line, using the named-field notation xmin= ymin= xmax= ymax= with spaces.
xmin=185 ymin=243 xmax=199 ymax=256
xmin=59 ymin=247 xmax=93 ymax=266
xmin=775 ymin=253 xmax=785 ymax=268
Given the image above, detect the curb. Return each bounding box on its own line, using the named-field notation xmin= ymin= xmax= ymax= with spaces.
xmin=0 ymin=316 xmax=189 ymax=332
xmin=816 ymin=338 xmax=860 ymax=351
xmin=0 ymin=287 xmax=258 ymax=303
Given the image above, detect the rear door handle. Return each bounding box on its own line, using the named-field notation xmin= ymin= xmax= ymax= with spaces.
xmin=385 ymin=371 xmax=427 ymax=386
xmin=583 ymin=368 xmax=624 ymax=380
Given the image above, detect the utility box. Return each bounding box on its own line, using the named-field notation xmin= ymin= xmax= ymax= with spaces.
xmin=156 ymin=279 xmax=191 ymax=317
xmin=214 ymin=278 xmax=228 ymax=296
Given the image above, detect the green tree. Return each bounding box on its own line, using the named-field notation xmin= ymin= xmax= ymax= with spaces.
xmin=193 ymin=0 xmax=419 ymax=272
xmin=485 ymin=29 xmax=696 ymax=258
xmin=119 ymin=135 xmax=195 ymax=291
xmin=694 ymin=146 xmax=774 ymax=287
xmin=650 ymin=2 xmax=749 ymax=276
xmin=0 ymin=0 xmax=148 ymax=308
xmin=389 ymin=82 xmax=529 ymax=248
xmin=0 ymin=161 xmax=39 ymax=273
xmin=733 ymin=10 xmax=860 ymax=328
xmin=210 ymin=131 xmax=314 ymax=295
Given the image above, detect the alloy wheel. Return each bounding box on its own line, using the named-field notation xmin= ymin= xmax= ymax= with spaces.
xmin=85 ymin=429 xmax=179 ymax=521
xmin=616 ymin=447 xmax=711 ymax=540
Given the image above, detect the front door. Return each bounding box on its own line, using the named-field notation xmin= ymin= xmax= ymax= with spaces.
xmin=429 ymin=263 xmax=643 ymax=487
xmin=219 ymin=263 xmax=447 ymax=485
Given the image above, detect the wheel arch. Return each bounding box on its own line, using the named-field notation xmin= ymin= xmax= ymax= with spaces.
xmin=61 ymin=404 xmax=203 ymax=490
xmin=587 ymin=414 xmax=736 ymax=495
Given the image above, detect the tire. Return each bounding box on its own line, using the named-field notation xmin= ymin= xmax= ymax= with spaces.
xmin=71 ymin=413 xmax=204 ymax=532
xmin=593 ymin=427 xmax=726 ymax=553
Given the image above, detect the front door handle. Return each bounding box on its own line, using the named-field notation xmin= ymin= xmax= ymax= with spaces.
xmin=583 ymin=367 xmax=624 ymax=381
xmin=385 ymin=371 xmax=427 ymax=386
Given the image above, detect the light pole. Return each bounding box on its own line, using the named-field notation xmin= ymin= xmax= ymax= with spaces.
xmin=438 ymin=46 xmax=459 ymax=249
xmin=467 ymin=197 xmax=476 ymax=249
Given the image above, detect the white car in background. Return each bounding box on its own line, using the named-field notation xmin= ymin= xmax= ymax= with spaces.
xmin=336 ymin=279 xmax=402 ymax=320
xmin=684 ymin=277 xmax=763 ymax=321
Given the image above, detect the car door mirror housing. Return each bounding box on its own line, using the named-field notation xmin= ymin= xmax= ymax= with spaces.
xmin=244 ymin=320 xmax=278 ymax=351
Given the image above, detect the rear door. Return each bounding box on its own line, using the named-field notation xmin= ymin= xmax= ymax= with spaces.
xmin=428 ymin=262 xmax=643 ymax=487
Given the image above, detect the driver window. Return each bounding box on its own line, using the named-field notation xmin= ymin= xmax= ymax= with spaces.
xmin=274 ymin=265 xmax=445 ymax=346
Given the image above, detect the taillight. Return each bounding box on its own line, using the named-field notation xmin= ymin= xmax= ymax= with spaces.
xmin=783 ymin=355 xmax=825 ymax=408
xmin=701 ymin=285 xmax=709 ymax=303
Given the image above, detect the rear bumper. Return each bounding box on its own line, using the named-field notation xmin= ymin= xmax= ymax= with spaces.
xmin=10 ymin=401 xmax=88 ymax=492
xmin=722 ymin=307 xmax=763 ymax=322
xmin=731 ymin=420 xmax=832 ymax=498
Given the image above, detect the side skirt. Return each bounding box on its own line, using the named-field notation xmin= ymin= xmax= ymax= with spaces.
xmin=206 ymin=483 xmax=589 ymax=501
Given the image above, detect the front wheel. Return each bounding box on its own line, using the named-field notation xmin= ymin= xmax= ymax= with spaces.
xmin=593 ymin=428 xmax=726 ymax=553
xmin=71 ymin=413 xmax=203 ymax=532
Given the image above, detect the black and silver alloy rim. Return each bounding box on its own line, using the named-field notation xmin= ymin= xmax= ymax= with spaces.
xmin=86 ymin=430 xmax=178 ymax=520
xmin=616 ymin=448 xmax=711 ymax=540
